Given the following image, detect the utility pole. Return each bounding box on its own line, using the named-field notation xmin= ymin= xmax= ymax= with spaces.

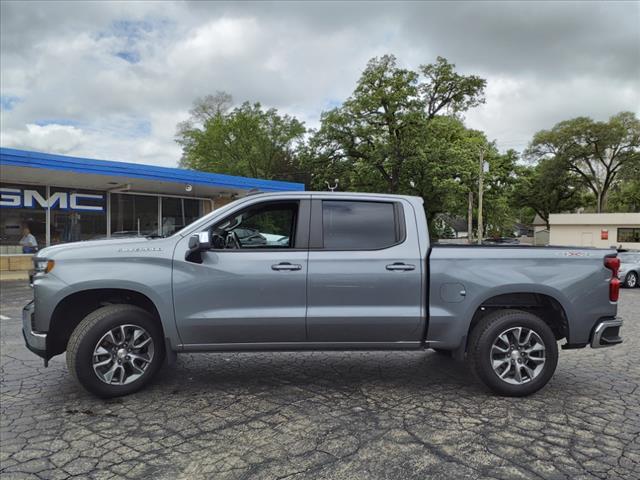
xmin=467 ymin=191 xmax=473 ymax=244
xmin=477 ymin=148 xmax=484 ymax=245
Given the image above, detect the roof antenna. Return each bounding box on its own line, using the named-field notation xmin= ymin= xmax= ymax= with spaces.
xmin=325 ymin=179 xmax=339 ymax=192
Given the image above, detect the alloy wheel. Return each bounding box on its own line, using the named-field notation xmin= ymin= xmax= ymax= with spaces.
xmin=490 ymin=327 xmax=546 ymax=385
xmin=92 ymin=324 xmax=155 ymax=385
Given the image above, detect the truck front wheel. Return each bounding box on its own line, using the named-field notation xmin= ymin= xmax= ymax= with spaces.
xmin=467 ymin=309 xmax=558 ymax=396
xmin=66 ymin=304 xmax=165 ymax=398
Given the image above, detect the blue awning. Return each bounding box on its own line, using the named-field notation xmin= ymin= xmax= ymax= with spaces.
xmin=0 ymin=147 xmax=304 ymax=193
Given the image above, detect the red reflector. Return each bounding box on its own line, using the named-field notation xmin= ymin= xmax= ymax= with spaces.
xmin=610 ymin=277 xmax=620 ymax=302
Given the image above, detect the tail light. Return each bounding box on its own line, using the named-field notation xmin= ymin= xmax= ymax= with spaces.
xmin=604 ymin=255 xmax=620 ymax=302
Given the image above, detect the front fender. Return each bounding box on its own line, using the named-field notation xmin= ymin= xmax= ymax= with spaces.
xmin=35 ymin=256 xmax=180 ymax=349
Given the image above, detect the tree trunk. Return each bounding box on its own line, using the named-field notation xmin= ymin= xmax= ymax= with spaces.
xmin=599 ymin=190 xmax=608 ymax=213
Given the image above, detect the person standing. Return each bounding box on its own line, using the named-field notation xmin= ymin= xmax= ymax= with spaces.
xmin=19 ymin=226 xmax=38 ymax=253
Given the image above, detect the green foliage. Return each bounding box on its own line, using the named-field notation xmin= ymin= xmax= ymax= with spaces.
xmin=305 ymin=55 xmax=485 ymax=201
xmin=481 ymin=149 xmax=520 ymax=237
xmin=607 ymin=160 xmax=640 ymax=213
xmin=431 ymin=217 xmax=456 ymax=239
xmin=301 ymin=55 xmax=497 ymax=238
xmin=526 ymin=112 xmax=640 ymax=212
xmin=512 ymin=157 xmax=585 ymax=228
xmin=176 ymin=94 xmax=306 ymax=182
xmin=241 ymin=206 xmax=294 ymax=238
xmin=305 ymin=55 xmax=422 ymax=193
xmin=420 ymin=56 xmax=487 ymax=118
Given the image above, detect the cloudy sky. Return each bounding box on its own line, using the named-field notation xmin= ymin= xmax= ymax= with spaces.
xmin=1 ymin=1 xmax=638 ymax=167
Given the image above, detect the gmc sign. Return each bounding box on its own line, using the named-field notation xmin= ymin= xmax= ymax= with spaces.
xmin=0 ymin=188 xmax=104 ymax=212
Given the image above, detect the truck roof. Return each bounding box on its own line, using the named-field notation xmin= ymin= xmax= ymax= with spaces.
xmin=248 ymin=191 xmax=425 ymax=203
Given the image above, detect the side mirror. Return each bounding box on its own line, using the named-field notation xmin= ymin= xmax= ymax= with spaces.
xmin=186 ymin=231 xmax=211 ymax=264
xmin=188 ymin=231 xmax=211 ymax=252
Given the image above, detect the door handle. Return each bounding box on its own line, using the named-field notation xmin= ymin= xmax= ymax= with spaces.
xmin=271 ymin=262 xmax=302 ymax=271
xmin=386 ymin=262 xmax=416 ymax=271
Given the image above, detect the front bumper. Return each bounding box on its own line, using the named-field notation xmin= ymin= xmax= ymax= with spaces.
xmin=591 ymin=317 xmax=623 ymax=348
xmin=22 ymin=301 xmax=47 ymax=359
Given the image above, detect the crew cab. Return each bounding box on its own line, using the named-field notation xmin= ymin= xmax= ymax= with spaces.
xmin=23 ymin=192 xmax=624 ymax=397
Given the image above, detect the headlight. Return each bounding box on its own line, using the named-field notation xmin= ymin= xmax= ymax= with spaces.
xmin=34 ymin=258 xmax=55 ymax=273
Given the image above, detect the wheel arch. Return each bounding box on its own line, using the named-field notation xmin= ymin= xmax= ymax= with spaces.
xmin=466 ymin=290 xmax=571 ymax=347
xmin=47 ymin=288 xmax=165 ymax=358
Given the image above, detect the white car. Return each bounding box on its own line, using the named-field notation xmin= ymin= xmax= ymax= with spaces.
xmin=618 ymin=252 xmax=640 ymax=288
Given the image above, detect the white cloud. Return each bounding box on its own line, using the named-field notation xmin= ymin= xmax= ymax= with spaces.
xmin=2 ymin=124 xmax=86 ymax=154
xmin=1 ymin=122 xmax=181 ymax=167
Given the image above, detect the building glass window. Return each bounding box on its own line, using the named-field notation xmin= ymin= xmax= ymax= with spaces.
xmin=161 ymin=197 xmax=201 ymax=236
xmin=2 ymin=184 xmax=207 ymax=249
xmin=0 ymin=184 xmax=47 ymax=252
xmin=618 ymin=228 xmax=640 ymax=243
xmin=0 ymin=184 xmax=107 ymax=250
xmin=49 ymin=187 xmax=106 ymax=244
xmin=111 ymin=194 xmax=159 ymax=237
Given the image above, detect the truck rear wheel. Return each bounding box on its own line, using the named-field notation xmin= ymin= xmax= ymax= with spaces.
xmin=467 ymin=309 xmax=558 ymax=396
xmin=66 ymin=304 xmax=164 ymax=398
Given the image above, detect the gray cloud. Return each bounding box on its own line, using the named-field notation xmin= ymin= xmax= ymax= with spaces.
xmin=1 ymin=1 xmax=638 ymax=167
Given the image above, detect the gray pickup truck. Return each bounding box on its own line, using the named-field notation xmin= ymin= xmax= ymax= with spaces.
xmin=23 ymin=192 xmax=624 ymax=398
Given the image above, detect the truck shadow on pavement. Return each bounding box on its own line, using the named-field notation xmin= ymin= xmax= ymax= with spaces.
xmin=150 ymin=350 xmax=481 ymax=396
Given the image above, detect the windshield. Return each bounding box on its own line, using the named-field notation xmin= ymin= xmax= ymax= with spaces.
xmin=170 ymin=197 xmax=245 ymax=238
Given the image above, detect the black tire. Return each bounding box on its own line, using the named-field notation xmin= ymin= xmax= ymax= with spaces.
xmin=467 ymin=309 xmax=558 ymax=397
xmin=624 ymin=272 xmax=638 ymax=288
xmin=66 ymin=304 xmax=165 ymax=398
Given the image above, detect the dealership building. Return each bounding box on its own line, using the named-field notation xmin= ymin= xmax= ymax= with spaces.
xmin=0 ymin=147 xmax=303 ymax=272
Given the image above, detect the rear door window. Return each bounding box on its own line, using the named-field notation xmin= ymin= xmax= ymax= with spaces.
xmin=321 ymin=200 xmax=401 ymax=250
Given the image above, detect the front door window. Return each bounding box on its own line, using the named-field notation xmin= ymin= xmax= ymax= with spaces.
xmin=212 ymin=202 xmax=298 ymax=249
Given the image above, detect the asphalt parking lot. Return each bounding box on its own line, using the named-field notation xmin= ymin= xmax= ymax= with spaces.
xmin=1 ymin=281 xmax=639 ymax=480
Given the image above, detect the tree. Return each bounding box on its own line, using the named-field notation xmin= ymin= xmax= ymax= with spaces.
xmin=481 ymin=148 xmax=521 ymax=237
xmin=176 ymin=96 xmax=306 ymax=182
xmin=513 ymin=157 xmax=585 ymax=229
xmin=607 ymin=160 xmax=640 ymax=213
xmin=420 ymin=56 xmax=487 ymax=119
xmin=175 ymin=92 xmax=233 ymax=154
xmin=307 ymin=55 xmax=486 ymax=195
xmin=526 ymin=112 xmax=640 ymax=213
xmin=307 ymin=55 xmax=423 ymax=193
xmin=402 ymin=116 xmax=482 ymax=231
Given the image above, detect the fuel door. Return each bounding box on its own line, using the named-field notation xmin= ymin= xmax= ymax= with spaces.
xmin=440 ymin=283 xmax=467 ymax=303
